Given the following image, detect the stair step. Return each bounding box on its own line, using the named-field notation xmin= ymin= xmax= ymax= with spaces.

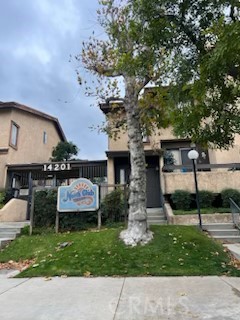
xmin=0 ymin=233 xmax=17 ymax=240
xmin=147 ymin=216 xmax=166 ymax=221
xmin=203 ymin=223 xmax=235 ymax=230
xmin=0 ymin=221 xmax=29 ymax=249
xmin=147 ymin=208 xmax=163 ymax=214
xmin=148 ymin=220 xmax=167 ymax=225
xmin=147 ymin=213 xmax=165 ymax=217
xmin=213 ymin=235 xmax=240 ymax=243
xmin=0 ymin=228 xmax=21 ymax=233
xmin=208 ymin=229 xmax=240 ymax=236
xmin=0 ymin=222 xmax=29 ymax=228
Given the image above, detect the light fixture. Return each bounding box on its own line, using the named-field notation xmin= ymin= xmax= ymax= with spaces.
xmin=188 ymin=149 xmax=199 ymax=160
xmin=188 ymin=149 xmax=202 ymax=230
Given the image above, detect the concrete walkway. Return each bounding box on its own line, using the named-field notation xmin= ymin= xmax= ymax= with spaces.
xmin=1 ymin=275 xmax=240 ymax=319
xmin=225 ymin=243 xmax=240 ymax=260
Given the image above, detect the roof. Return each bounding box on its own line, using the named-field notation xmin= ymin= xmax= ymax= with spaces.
xmin=0 ymin=101 xmax=66 ymax=141
xmin=6 ymin=159 xmax=107 ymax=172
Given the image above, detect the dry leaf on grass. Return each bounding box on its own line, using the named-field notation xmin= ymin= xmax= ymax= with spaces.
xmin=83 ymin=271 xmax=91 ymax=277
xmin=0 ymin=259 xmax=35 ymax=271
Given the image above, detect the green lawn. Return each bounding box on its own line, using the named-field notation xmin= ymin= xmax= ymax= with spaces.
xmin=0 ymin=225 xmax=239 ymax=277
xmin=173 ymin=207 xmax=231 ymax=215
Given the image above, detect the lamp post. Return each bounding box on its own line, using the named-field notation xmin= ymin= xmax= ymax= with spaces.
xmin=188 ymin=149 xmax=202 ymax=230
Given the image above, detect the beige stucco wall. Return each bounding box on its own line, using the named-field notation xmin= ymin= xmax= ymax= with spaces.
xmin=208 ymin=134 xmax=240 ymax=164
xmin=0 ymin=109 xmax=63 ymax=188
xmin=109 ymin=126 xmax=177 ymax=151
xmin=109 ymin=124 xmax=240 ymax=165
xmin=0 ymin=198 xmax=27 ymax=222
xmin=163 ymin=170 xmax=240 ymax=194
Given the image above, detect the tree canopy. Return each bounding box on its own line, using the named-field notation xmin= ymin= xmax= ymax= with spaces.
xmin=50 ymin=141 xmax=79 ymax=162
xmin=133 ymin=0 xmax=240 ymax=148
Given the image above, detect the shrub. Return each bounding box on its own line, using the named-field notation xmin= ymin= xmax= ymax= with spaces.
xmin=101 ymin=188 xmax=125 ymax=222
xmin=221 ymin=188 xmax=240 ymax=208
xmin=198 ymin=190 xmax=215 ymax=208
xmin=34 ymin=189 xmax=97 ymax=230
xmin=171 ymin=190 xmax=192 ymax=211
xmin=59 ymin=211 xmax=97 ymax=231
xmin=34 ymin=189 xmax=57 ymax=227
xmin=0 ymin=191 xmax=6 ymax=204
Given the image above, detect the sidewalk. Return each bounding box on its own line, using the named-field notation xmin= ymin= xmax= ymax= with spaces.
xmin=0 ymin=275 xmax=240 ymax=319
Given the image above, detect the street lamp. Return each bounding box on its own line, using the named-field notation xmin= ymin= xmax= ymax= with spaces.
xmin=188 ymin=149 xmax=202 ymax=230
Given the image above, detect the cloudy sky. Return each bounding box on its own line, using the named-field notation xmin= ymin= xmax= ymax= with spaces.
xmin=0 ymin=0 xmax=108 ymax=160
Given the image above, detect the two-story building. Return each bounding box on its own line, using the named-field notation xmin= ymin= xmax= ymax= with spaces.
xmin=100 ymin=100 xmax=240 ymax=208
xmin=0 ymin=101 xmax=66 ymax=190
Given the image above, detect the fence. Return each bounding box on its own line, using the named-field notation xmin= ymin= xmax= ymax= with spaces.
xmin=229 ymin=198 xmax=240 ymax=230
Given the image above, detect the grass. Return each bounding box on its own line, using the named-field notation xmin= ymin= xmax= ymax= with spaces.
xmin=173 ymin=207 xmax=231 ymax=215
xmin=0 ymin=225 xmax=239 ymax=277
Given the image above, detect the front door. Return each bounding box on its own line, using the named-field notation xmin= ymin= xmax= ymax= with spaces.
xmin=146 ymin=167 xmax=161 ymax=208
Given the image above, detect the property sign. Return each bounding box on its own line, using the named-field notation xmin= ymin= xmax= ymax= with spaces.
xmin=57 ymin=178 xmax=99 ymax=212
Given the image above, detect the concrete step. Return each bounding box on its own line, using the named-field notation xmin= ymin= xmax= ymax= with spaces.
xmin=148 ymin=217 xmax=166 ymax=222
xmin=147 ymin=214 xmax=166 ymax=219
xmin=0 ymin=221 xmax=29 ymax=249
xmin=208 ymin=229 xmax=240 ymax=236
xmin=0 ymin=221 xmax=29 ymax=228
xmin=0 ymin=227 xmax=21 ymax=234
xmin=148 ymin=220 xmax=168 ymax=225
xmin=147 ymin=208 xmax=163 ymax=214
xmin=0 ymin=233 xmax=17 ymax=239
xmin=147 ymin=207 xmax=167 ymax=225
xmin=203 ymin=223 xmax=235 ymax=230
xmin=213 ymin=235 xmax=240 ymax=243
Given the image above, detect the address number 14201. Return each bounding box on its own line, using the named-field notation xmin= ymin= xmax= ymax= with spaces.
xmin=43 ymin=163 xmax=71 ymax=171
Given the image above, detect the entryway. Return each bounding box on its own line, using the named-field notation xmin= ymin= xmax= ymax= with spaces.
xmin=146 ymin=156 xmax=162 ymax=208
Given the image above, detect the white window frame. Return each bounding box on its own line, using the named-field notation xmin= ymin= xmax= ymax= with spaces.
xmin=9 ymin=121 xmax=19 ymax=149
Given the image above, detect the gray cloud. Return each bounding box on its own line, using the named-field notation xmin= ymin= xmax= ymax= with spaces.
xmin=0 ymin=0 xmax=107 ymax=160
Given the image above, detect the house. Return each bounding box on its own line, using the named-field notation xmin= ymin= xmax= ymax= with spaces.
xmin=0 ymin=101 xmax=66 ymax=190
xmin=100 ymin=100 xmax=240 ymax=208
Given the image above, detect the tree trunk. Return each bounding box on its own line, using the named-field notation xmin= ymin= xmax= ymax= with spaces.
xmin=120 ymin=77 xmax=153 ymax=246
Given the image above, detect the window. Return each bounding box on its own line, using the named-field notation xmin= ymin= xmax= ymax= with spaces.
xmin=10 ymin=121 xmax=19 ymax=148
xmin=142 ymin=134 xmax=150 ymax=143
xmin=43 ymin=131 xmax=47 ymax=144
xmin=120 ymin=168 xmax=125 ymax=184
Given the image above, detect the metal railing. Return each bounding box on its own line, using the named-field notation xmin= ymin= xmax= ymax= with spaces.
xmin=229 ymin=198 xmax=240 ymax=230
